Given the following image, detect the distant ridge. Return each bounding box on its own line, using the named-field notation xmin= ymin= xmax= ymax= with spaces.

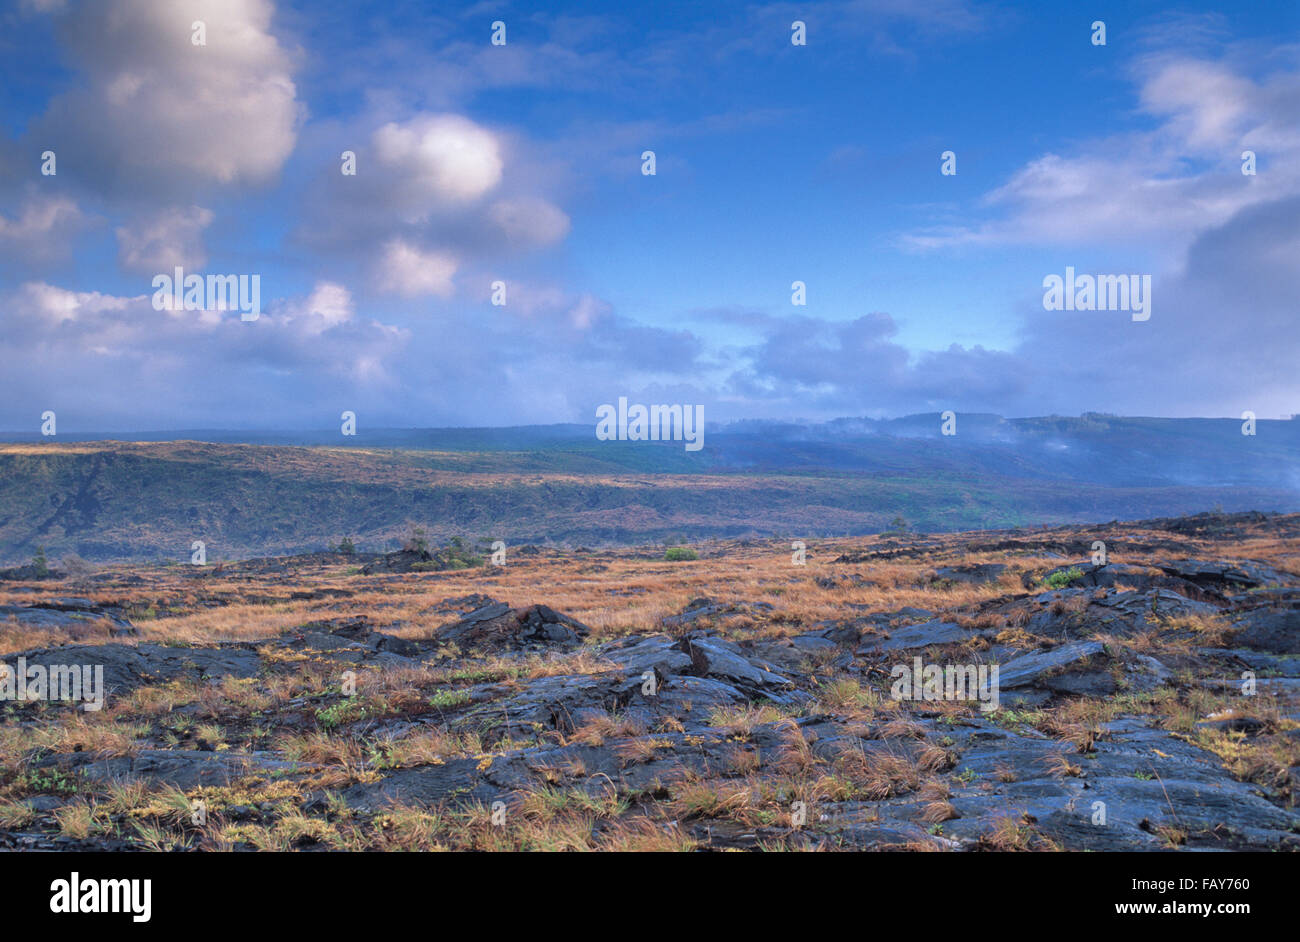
xmin=0 ymin=414 xmax=1296 ymax=564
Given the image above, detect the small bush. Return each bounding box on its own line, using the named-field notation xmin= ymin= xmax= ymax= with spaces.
xmin=428 ymin=689 xmax=472 ymax=708
xmin=664 ymin=547 xmax=698 ymax=562
xmin=315 ymin=699 xmax=368 ymax=728
xmin=1043 ymin=566 xmax=1084 ymax=589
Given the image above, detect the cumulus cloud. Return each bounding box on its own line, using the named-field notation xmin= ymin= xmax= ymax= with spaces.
xmin=0 ymin=273 xmax=716 ymax=427
xmin=877 ymin=52 xmax=1300 ymax=419
xmin=2 ymin=5 xmax=1291 ymax=430
xmin=715 ymin=311 xmax=1026 ymax=416
xmin=375 ymin=240 xmax=458 ymax=297
xmin=0 ymin=196 xmax=94 ymax=262
xmin=372 ymin=114 xmax=503 ymax=214
xmin=11 ymin=281 xmax=133 ymax=327
xmin=31 ymin=0 xmax=302 ymax=191
xmin=1005 ymin=193 xmax=1300 ymax=418
xmin=278 ymin=281 xmax=354 ymax=334
xmin=293 ymin=111 xmax=568 ymax=299
xmin=115 ymin=205 xmax=214 ymax=272
xmin=293 ymin=114 xmax=508 ymax=249
xmin=726 ymin=191 xmax=1300 ymax=420
xmin=0 ymin=278 xmax=409 ymax=427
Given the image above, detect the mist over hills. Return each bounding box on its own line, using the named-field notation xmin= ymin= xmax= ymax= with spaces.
xmin=0 ymin=414 xmax=1296 ymax=565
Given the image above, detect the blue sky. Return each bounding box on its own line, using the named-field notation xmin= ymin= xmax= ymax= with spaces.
xmin=0 ymin=0 xmax=1297 ymax=430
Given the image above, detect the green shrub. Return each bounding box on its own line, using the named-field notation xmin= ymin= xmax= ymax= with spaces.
xmin=315 ymin=698 xmax=368 ymax=728
xmin=428 ymin=689 xmax=472 ymax=708
xmin=1043 ymin=566 xmax=1084 ymax=589
xmin=664 ymin=547 xmax=698 ymax=562
xmin=443 ymin=536 xmax=483 ymax=568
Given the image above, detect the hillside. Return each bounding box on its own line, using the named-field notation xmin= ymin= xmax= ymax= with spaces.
xmin=1 ymin=412 xmax=1298 ymax=565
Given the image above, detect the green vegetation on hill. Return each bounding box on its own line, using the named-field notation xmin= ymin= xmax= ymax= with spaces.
xmin=0 ymin=439 xmax=1294 ymax=564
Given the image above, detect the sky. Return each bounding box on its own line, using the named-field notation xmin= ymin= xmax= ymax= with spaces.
xmin=0 ymin=0 xmax=1297 ymax=431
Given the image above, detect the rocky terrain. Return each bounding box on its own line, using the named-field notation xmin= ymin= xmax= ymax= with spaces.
xmin=0 ymin=510 xmax=1296 ymax=851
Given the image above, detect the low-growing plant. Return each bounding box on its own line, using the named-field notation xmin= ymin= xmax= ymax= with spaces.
xmin=428 ymin=689 xmax=472 ymax=709
xmin=1043 ymin=566 xmax=1084 ymax=589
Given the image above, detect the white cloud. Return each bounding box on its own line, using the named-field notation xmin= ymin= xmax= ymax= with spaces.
xmin=0 ymin=197 xmax=92 ymax=260
xmin=376 ymin=239 xmax=458 ymax=297
xmin=278 ymin=281 xmax=353 ymax=334
xmin=115 ymin=205 xmax=214 ymax=272
xmin=373 ymin=114 xmax=503 ymax=216
xmin=33 ymin=0 xmax=302 ymax=188
xmin=16 ymin=281 xmax=134 ymax=325
xmin=0 ymin=278 xmax=409 ymax=426
xmin=1139 ymin=59 xmax=1256 ymax=153
xmin=291 ymin=108 xmax=568 ymax=290
xmin=904 ymin=56 xmax=1300 ymax=252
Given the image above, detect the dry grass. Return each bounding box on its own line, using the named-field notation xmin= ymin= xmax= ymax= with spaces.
xmin=814 ymin=677 xmax=881 ymax=717
xmin=278 ymin=730 xmax=362 ymax=767
xmin=568 ymin=710 xmax=646 ymax=747
xmin=831 ymin=743 xmax=922 ymax=801
xmin=0 ymin=513 xmax=1296 ymax=852
xmin=596 ymin=817 xmax=698 ymax=851
xmin=53 ymin=799 xmax=98 ymax=839
xmin=0 ymin=799 xmax=35 ymax=829
xmin=979 ymin=814 xmax=1061 ymax=852
xmin=707 ymin=703 xmax=786 ymax=737
xmin=1044 ymin=751 xmax=1082 ymax=778
xmin=34 ymin=717 xmax=150 ymax=758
